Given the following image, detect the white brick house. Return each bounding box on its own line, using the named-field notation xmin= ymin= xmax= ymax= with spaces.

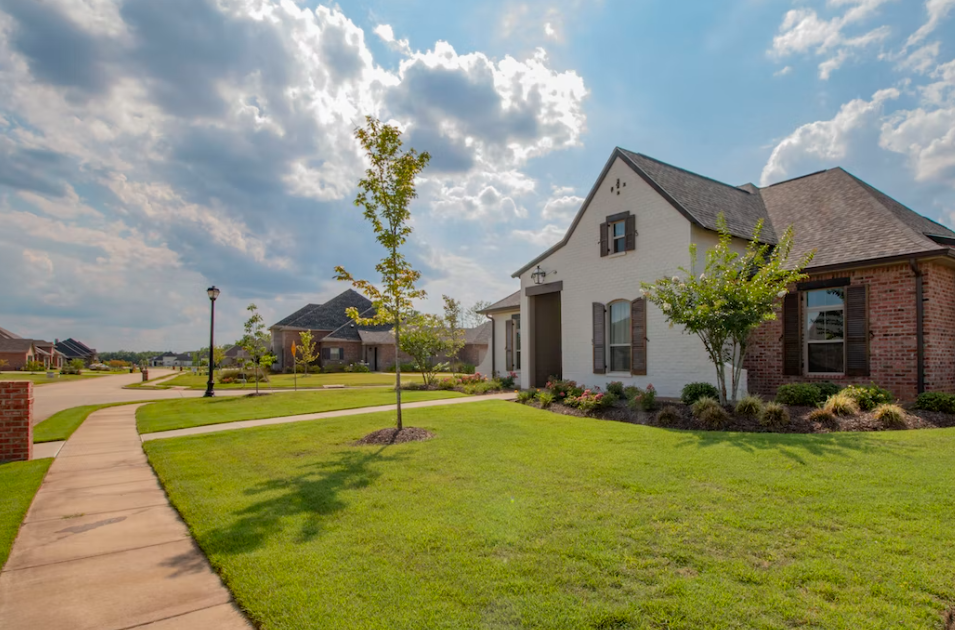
xmin=511 ymin=148 xmax=753 ymax=397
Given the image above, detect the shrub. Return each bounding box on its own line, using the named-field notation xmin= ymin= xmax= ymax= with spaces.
xmin=546 ymin=378 xmax=583 ymax=402
xmin=457 ymin=363 xmax=476 ymax=375
xmin=914 ymin=391 xmax=955 ymax=414
xmin=463 ymin=381 xmax=494 ymax=395
xmin=815 ymin=381 xmax=841 ymax=400
xmin=402 ymin=381 xmax=430 ymax=391
xmin=218 ymin=366 xmax=270 ymax=384
xmin=691 ymin=396 xmax=720 ymax=418
xmin=627 ymin=384 xmax=657 ymax=412
xmin=516 ymin=390 xmax=535 ymax=404
xmin=344 ymin=362 xmax=371 ymax=373
xmin=841 ymin=383 xmax=893 ymax=411
xmin=606 ymin=381 xmax=625 ymax=397
xmin=437 ymin=378 xmax=456 ymax=390
xmin=566 ymin=389 xmax=614 ymax=413
xmin=497 ymin=372 xmax=517 ymax=389
xmin=25 ymin=360 xmax=47 ymax=373
xmin=824 ymin=393 xmax=860 ymax=416
xmin=873 ymin=403 xmax=906 ymax=429
xmin=386 ymin=362 xmax=418 ymax=373
xmin=776 ymin=383 xmax=822 ymax=406
xmin=759 ymin=402 xmax=790 ymax=429
xmin=807 ymin=408 xmax=836 ymax=425
xmin=487 ymin=379 xmax=505 ymax=391
xmin=656 ymin=405 xmax=681 ymax=427
xmin=538 ymin=391 xmax=556 ymax=408
xmin=735 ymin=395 xmax=764 ymax=416
xmin=622 ymin=385 xmax=642 ymax=400
xmin=699 ymin=405 xmax=730 ymax=429
xmin=682 ymin=382 xmax=720 ymax=406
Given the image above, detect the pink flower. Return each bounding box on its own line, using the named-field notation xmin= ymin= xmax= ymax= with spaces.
xmin=559 ymin=392 xmax=565 ymax=397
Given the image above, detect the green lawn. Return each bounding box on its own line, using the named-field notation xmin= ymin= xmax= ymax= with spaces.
xmin=136 ymin=389 xmax=464 ymax=434
xmin=134 ymin=371 xmax=426 ymax=390
xmin=35 ymin=401 xmax=156 ymax=443
xmin=0 ymin=372 xmax=104 ymax=385
xmin=144 ymin=401 xmax=955 ymax=629
xmin=0 ymin=459 xmax=52 ymax=569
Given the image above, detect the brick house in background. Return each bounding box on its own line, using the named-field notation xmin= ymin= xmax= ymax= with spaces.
xmin=0 ymin=327 xmax=64 ymax=370
xmin=270 ymin=289 xmax=491 ymax=372
xmin=506 ymin=147 xmax=955 ymax=400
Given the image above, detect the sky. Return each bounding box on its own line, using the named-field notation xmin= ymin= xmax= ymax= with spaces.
xmin=0 ymin=0 xmax=953 ymax=352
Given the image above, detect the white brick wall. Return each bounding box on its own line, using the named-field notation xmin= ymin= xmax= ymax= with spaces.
xmin=517 ymin=156 xmax=747 ymax=398
xmin=482 ymin=309 xmax=521 ymax=378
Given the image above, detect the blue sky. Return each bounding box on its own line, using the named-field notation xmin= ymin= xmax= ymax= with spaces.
xmin=0 ymin=0 xmax=952 ymax=351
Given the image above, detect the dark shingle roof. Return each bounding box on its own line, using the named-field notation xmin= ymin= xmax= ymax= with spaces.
xmin=465 ymin=321 xmax=491 ymax=344
xmin=55 ymin=338 xmax=95 ymax=358
xmin=0 ymin=339 xmax=35 ymax=353
xmin=479 ymin=290 xmax=520 ymax=314
xmin=323 ymin=306 xmax=391 ymax=342
xmin=760 ymin=168 xmax=950 ymax=269
xmin=0 ymin=326 xmax=21 ymax=340
xmin=619 ymin=150 xmax=777 ymax=243
xmin=271 ymin=289 xmax=373 ymax=331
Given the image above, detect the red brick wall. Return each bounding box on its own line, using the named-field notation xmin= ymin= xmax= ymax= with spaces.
xmin=0 ymin=351 xmax=31 ymax=371
xmin=272 ymin=328 xmax=330 ymax=369
xmin=0 ymin=381 xmax=33 ymax=462
xmin=744 ymin=262 xmax=955 ymax=401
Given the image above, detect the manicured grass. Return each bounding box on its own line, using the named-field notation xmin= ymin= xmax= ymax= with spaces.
xmin=136 ymin=389 xmax=464 ymax=434
xmin=34 ymin=401 xmax=156 ymax=443
xmin=137 ymin=371 xmax=427 ymax=390
xmin=0 ymin=372 xmax=104 ymax=385
xmin=144 ymin=401 xmax=955 ymax=629
xmin=0 ymin=459 xmax=52 ymax=569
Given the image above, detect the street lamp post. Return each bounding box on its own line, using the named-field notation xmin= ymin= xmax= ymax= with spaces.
xmin=204 ymin=286 xmax=220 ymax=398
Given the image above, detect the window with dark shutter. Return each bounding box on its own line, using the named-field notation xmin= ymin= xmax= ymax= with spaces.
xmin=592 ymin=302 xmax=606 ymax=374
xmin=599 ymin=222 xmax=609 ymax=257
xmin=625 ymin=214 xmax=636 ymax=251
xmin=505 ymin=318 xmax=514 ymax=371
xmin=630 ymin=298 xmax=647 ymax=375
xmin=321 ymin=347 xmax=330 ymax=361
xmin=845 ymin=285 xmax=869 ymax=376
xmin=782 ymin=292 xmax=800 ymax=376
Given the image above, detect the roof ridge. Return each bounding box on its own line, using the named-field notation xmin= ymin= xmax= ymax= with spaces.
xmin=842 ymin=168 xmax=955 ymax=237
xmin=623 ymin=150 xmax=755 ymax=196
xmin=762 ymin=168 xmax=830 ymax=188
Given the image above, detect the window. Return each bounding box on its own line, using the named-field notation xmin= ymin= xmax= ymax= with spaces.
xmin=327 ymin=347 xmax=344 ymax=361
xmin=805 ymin=288 xmax=844 ymax=373
xmin=608 ymin=301 xmax=631 ymax=372
xmin=512 ymin=314 xmax=521 ymax=370
xmin=611 ymin=220 xmax=626 ymax=254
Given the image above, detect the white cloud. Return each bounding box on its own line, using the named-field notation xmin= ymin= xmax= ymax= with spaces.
xmin=540 ymin=191 xmax=583 ymax=222
xmin=774 ymin=65 xmax=793 ymax=76
xmin=761 ymin=88 xmax=899 ymax=184
xmin=374 ymin=23 xmax=412 ymax=55
xmin=903 ymin=0 xmax=955 ymax=50
xmin=512 ymin=224 xmax=566 ymax=248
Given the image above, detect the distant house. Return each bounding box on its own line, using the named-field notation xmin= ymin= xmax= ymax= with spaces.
xmin=221 ymin=345 xmax=249 ymax=367
xmin=270 ymin=289 xmax=491 ymax=372
xmin=149 ymin=352 xmax=178 ymax=367
xmin=0 ymin=326 xmax=64 ymax=370
xmin=55 ymin=338 xmax=98 ymax=365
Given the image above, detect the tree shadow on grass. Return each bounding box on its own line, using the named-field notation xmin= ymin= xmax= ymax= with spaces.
xmin=199 ymin=445 xmax=408 ymax=556
xmin=672 ymin=430 xmax=913 ymax=466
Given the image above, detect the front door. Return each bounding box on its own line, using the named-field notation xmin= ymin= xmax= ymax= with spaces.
xmin=533 ymin=292 xmax=562 ymax=387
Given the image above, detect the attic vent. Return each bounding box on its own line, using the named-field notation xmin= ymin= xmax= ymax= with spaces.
xmin=609 ymin=178 xmax=626 ymax=195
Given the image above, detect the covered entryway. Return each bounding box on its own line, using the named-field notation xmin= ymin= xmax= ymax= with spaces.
xmin=530 ymin=285 xmax=562 ymax=387
xmin=365 ymin=346 xmax=379 ymax=371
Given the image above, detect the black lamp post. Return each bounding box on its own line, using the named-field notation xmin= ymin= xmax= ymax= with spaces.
xmin=204 ymin=286 xmax=220 ymax=398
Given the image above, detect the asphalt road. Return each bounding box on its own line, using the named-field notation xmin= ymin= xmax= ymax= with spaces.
xmin=29 ymin=369 xmax=253 ymax=424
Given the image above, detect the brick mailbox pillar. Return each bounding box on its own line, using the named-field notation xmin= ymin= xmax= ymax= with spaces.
xmin=0 ymin=381 xmax=33 ymax=462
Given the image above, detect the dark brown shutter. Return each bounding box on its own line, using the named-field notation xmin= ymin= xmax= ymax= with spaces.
xmin=321 ymin=347 xmax=330 ymax=361
xmin=625 ymin=214 xmax=636 ymax=251
xmin=782 ymin=292 xmax=800 ymax=376
xmin=592 ymin=302 xmax=606 ymax=374
xmin=599 ymin=222 xmax=609 ymax=257
xmin=845 ymin=285 xmax=869 ymax=376
xmin=630 ymin=298 xmax=647 ymax=375
xmin=504 ymin=318 xmax=514 ymax=371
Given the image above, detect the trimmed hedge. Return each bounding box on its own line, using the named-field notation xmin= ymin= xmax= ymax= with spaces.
xmin=775 ymin=383 xmax=822 ymax=406
xmin=681 ymin=382 xmax=720 ymax=406
xmin=914 ymin=391 xmax=955 ymax=414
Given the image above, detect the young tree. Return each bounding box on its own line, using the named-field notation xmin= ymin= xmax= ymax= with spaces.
xmin=240 ymin=303 xmax=274 ymax=395
xmin=0 ymin=358 xmax=8 ymax=371
xmin=641 ymin=214 xmax=813 ymax=404
xmin=296 ymin=330 xmax=318 ymax=376
xmin=335 ymin=116 xmax=430 ymax=431
xmin=212 ymin=345 xmax=226 ymax=371
xmin=442 ymin=295 xmax=466 ymax=373
xmin=399 ymin=315 xmax=448 ymax=386
xmin=464 ymin=300 xmax=492 ymax=328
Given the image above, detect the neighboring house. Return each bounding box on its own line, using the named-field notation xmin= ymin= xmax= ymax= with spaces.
xmin=478 ymin=292 xmax=521 ymax=378
xmin=271 ymin=289 xmax=492 ymax=372
xmin=150 ymin=352 xmax=178 ymax=367
xmin=0 ymin=326 xmax=22 ymax=340
xmin=0 ymin=338 xmax=62 ymax=370
xmin=509 ymin=147 xmax=955 ymax=400
xmin=173 ymin=353 xmax=194 ymax=368
xmin=221 ymin=345 xmax=249 ymax=367
xmin=55 ymin=338 xmax=98 ymax=365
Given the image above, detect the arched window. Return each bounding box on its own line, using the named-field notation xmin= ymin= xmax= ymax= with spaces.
xmin=608 ymin=300 xmax=631 ymax=372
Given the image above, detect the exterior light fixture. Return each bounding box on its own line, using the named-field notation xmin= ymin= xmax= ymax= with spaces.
xmin=204 ymin=286 xmax=220 ymax=398
xmin=531 ymin=266 xmax=547 ymax=285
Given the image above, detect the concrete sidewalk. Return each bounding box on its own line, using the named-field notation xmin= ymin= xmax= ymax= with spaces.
xmin=141 ymin=392 xmax=518 ymax=441
xmin=0 ymin=405 xmax=250 ymax=630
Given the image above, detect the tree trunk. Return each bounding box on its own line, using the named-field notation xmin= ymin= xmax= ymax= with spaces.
xmin=395 ymin=322 xmax=402 ymax=431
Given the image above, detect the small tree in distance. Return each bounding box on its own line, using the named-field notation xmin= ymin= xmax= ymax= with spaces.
xmin=335 ymin=116 xmax=430 ymax=433
xmin=399 ymin=314 xmax=448 ymax=386
xmin=296 ymin=330 xmax=318 ymax=376
xmin=240 ymin=303 xmax=274 ymax=395
xmin=641 ymin=214 xmax=813 ymax=404
xmin=442 ymin=295 xmax=466 ymax=374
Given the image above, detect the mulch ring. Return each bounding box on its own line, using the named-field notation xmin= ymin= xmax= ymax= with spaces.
xmin=522 ymin=400 xmax=955 ymax=433
xmin=355 ymin=427 xmax=435 ymax=445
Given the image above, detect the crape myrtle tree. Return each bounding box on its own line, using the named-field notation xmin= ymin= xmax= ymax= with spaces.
xmin=399 ymin=314 xmax=448 ymax=386
xmin=296 ymin=330 xmax=318 ymax=376
xmin=442 ymin=295 xmax=466 ymax=373
xmin=641 ymin=214 xmax=813 ymax=405
xmin=335 ymin=116 xmax=430 ymax=432
xmin=240 ymin=303 xmax=275 ymax=395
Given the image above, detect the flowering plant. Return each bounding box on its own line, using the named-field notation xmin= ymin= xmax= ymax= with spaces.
xmin=566 ymin=388 xmax=614 ymax=413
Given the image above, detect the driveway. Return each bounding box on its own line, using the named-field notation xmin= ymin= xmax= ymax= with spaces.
xmin=30 ymin=369 xmax=252 ymax=424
